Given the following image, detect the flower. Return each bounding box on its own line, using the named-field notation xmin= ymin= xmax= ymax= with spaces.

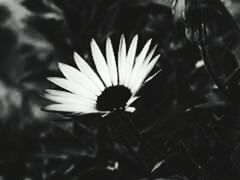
xmin=44 ymin=35 xmax=160 ymax=116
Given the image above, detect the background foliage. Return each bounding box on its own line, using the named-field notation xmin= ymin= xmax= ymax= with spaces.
xmin=0 ymin=0 xmax=240 ymax=179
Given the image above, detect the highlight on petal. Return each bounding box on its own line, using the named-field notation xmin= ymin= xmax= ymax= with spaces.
xmin=125 ymin=106 xmax=136 ymax=113
xmin=47 ymin=77 xmax=97 ymax=100
xmin=137 ymin=39 xmax=152 ymax=64
xmin=126 ymin=96 xmax=139 ymax=106
xmin=58 ymin=62 xmax=101 ymax=96
xmin=45 ymin=104 xmax=97 ymax=113
xmin=73 ymin=52 xmax=105 ymax=91
xmin=91 ymin=39 xmax=112 ymax=87
xmin=44 ymin=90 xmax=96 ymax=107
xmin=123 ymin=35 xmax=138 ymax=86
xmin=129 ymin=45 xmax=158 ymax=92
xmin=118 ymin=35 xmax=127 ymax=85
xmin=106 ymin=38 xmax=118 ymax=85
xmin=127 ymin=39 xmax=152 ymax=88
xmin=143 ymin=45 xmax=158 ymax=65
xmin=131 ymin=55 xmax=160 ymax=94
xmin=145 ymin=69 xmax=162 ymax=83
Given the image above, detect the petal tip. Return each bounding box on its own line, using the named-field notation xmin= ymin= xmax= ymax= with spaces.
xmin=73 ymin=52 xmax=82 ymax=60
xmin=90 ymin=38 xmax=97 ymax=45
xmin=58 ymin=62 xmax=65 ymax=69
xmin=46 ymin=77 xmax=54 ymax=82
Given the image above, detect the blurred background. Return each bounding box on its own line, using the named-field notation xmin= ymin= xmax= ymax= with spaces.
xmin=1 ymin=0 xmax=240 ymax=179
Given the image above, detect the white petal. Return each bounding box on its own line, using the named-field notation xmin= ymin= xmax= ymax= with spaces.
xmin=47 ymin=77 xmax=97 ymax=100
xmin=144 ymin=45 xmax=158 ymax=65
xmin=118 ymin=35 xmax=127 ymax=85
xmin=142 ymin=55 xmax=160 ymax=80
xmin=144 ymin=55 xmax=160 ymax=72
xmin=145 ymin=69 xmax=161 ymax=83
xmin=106 ymin=38 xmax=118 ymax=85
xmin=126 ymin=96 xmax=139 ymax=106
xmin=125 ymin=106 xmax=136 ymax=113
xmin=127 ymin=39 xmax=152 ymax=88
xmin=129 ymin=45 xmax=158 ymax=90
xmin=100 ymin=111 xmax=111 ymax=117
xmin=137 ymin=39 xmax=152 ymax=63
xmin=131 ymin=55 xmax=160 ymax=94
xmin=124 ymin=35 xmax=138 ymax=86
xmin=45 ymin=104 xmax=97 ymax=113
xmin=73 ymin=52 xmax=105 ymax=91
xmin=91 ymin=39 xmax=112 ymax=87
xmin=58 ymin=62 xmax=101 ymax=96
xmin=44 ymin=93 xmax=96 ymax=107
xmin=45 ymin=89 xmax=96 ymax=104
xmin=46 ymin=89 xmax=77 ymax=96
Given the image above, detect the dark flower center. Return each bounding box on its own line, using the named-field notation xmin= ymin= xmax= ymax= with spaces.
xmin=96 ymin=86 xmax=132 ymax=111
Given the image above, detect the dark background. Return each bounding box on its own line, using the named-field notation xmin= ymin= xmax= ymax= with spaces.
xmin=0 ymin=0 xmax=240 ymax=179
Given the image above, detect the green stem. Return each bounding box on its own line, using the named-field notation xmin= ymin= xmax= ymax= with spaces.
xmin=115 ymin=111 xmax=167 ymax=160
xmin=96 ymin=116 xmax=108 ymax=167
xmin=198 ymin=23 xmax=227 ymax=93
xmin=120 ymin=134 xmax=150 ymax=175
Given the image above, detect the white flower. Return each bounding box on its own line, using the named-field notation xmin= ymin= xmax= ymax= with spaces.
xmin=44 ymin=35 xmax=160 ymax=116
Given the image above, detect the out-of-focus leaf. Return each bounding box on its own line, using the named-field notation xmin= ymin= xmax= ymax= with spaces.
xmin=231 ymin=144 xmax=240 ymax=171
xmin=0 ymin=0 xmax=58 ymax=82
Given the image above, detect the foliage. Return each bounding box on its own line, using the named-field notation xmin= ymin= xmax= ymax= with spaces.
xmin=0 ymin=0 xmax=240 ymax=179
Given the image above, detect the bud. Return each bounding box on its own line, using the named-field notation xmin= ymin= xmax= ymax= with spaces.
xmin=183 ymin=0 xmax=220 ymax=44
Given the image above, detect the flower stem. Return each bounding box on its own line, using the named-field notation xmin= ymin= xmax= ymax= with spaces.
xmin=116 ymin=111 xmax=167 ymax=160
xmin=198 ymin=23 xmax=227 ymax=93
xmin=120 ymin=133 xmax=150 ymax=175
xmin=96 ymin=116 xmax=108 ymax=167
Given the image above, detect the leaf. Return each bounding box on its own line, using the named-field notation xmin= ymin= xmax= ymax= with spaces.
xmin=231 ymin=143 xmax=240 ymax=171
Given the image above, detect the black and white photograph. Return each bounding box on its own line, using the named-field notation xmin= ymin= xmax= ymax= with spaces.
xmin=0 ymin=0 xmax=240 ymax=179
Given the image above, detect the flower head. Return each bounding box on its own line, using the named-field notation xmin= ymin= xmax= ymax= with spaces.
xmin=44 ymin=35 xmax=160 ymax=116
